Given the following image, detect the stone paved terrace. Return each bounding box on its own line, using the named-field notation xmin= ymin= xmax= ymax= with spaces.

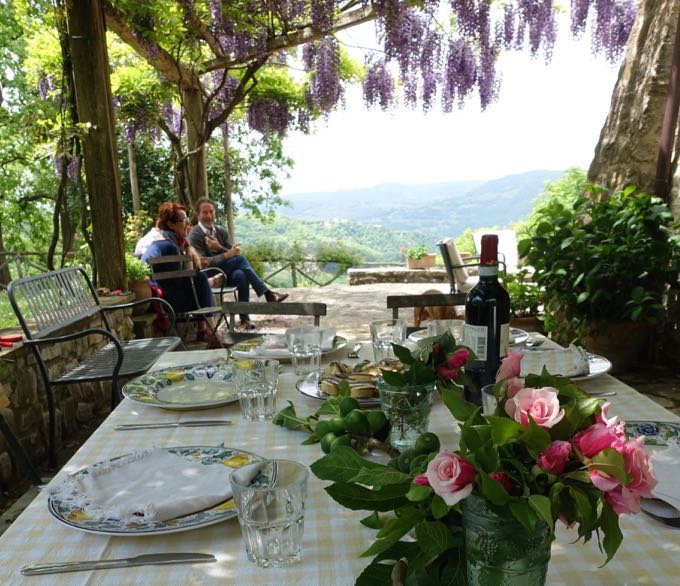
xmin=226 ymin=281 xmax=680 ymax=416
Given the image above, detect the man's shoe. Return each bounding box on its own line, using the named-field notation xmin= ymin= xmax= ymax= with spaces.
xmin=237 ymin=320 xmax=256 ymax=331
xmin=265 ymin=290 xmax=289 ymax=303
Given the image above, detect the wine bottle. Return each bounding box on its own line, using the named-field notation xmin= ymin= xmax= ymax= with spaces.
xmin=463 ymin=234 xmax=511 ymax=405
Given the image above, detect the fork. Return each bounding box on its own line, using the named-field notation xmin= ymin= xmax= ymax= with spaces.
xmin=347 ymin=343 xmax=362 ymax=359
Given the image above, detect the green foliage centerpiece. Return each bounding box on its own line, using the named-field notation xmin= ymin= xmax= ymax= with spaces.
xmin=311 ymin=339 xmax=657 ymax=585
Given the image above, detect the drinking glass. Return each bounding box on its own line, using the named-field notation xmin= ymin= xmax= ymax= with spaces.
xmin=286 ymin=326 xmax=323 ymax=380
xmin=230 ymin=459 xmax=309 ymax=568
xmin=481 ymin=383 xmax=499 ymax=415
xmin=427 ymin=319 xmax=465 ymax=341
xmin=233 ymin=359 xmax=279 ymax=421
xmin=370 ymin=319 xmax=407 ymax=362
xmin=377 ymin=379 xmax=435 ymax=451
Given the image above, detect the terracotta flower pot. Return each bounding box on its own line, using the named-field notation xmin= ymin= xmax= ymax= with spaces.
xmin=128 ymin=278 xmax=152 ymax=315
xmin=406 ymin=254 xmax=436 ymax=270
xmin=584 ymin=321 xmax=654 ymax=373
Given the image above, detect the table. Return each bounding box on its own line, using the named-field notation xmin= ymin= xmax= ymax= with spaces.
xmin=0 ymin=345 xmax=678 ymax=585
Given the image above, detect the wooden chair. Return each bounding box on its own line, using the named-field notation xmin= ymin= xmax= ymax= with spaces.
xmin=386 ymin=293 xmax=466 ymax=335
xmin=146 ymin=255 xmax=229 ymax=344
xmin=7 ymin=266 xmax=181 ymax=467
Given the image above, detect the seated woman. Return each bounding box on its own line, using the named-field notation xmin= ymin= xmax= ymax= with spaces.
xmin=142 ymin=202 xmax=220 ymax=347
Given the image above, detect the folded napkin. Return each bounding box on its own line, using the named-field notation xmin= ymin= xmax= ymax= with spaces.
xmin=50 ymin=448 xmax=236 ymax=526
xmin=283 ymin=328 xmax=337 ymax=351
xmin=519 ymin=345 xmax=590 ymax=378
xmin=651 ymin=443 xmax=680 ymax=508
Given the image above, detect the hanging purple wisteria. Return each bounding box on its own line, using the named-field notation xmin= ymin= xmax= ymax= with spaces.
xmin=168 ymin=1 xmax=638 ymax=135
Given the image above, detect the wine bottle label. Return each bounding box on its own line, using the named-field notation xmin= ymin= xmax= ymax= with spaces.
xmin=500 ymin=322 xmax=509 ymax=357
xmin=463 ymin=324 xmax=488 ymax=360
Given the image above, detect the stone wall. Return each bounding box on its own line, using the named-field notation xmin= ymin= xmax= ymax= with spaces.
xmin=0 ymin=305 xmax=134 ymax=484
xmin=348 ymin=267 xmax=449 ymax=286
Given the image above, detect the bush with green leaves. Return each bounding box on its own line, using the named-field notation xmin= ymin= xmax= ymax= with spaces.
xmin=518 ymin=185 xmax=680 ymax=341
xmin=504 ymin=269 xmax=544 ymax=318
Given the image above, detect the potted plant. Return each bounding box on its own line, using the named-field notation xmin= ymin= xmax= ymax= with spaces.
xmin=518 ymin=185 xmax=680 ymax=371
xmin=401 ymin=245 xmax=436 ymax=269
xmin=125 ymin=253 xmax=152 ymax=314
xmin=504 ymin=269 xmax=545 ymax=333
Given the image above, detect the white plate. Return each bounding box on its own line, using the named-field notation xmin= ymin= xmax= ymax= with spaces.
xmin=296 ymin=378 xmax=380 ymax=407
xmin=408 ymin=327 xmax=529 ymax=345
xmin=231 ymin=335 xmax=348 ymax=361
xmin=47 ymin=446 xmax=263 ymax=536
xmin=571 ymin=353 xmax=612 ymax=381
xmin=122 ymin=361 xmax=237 ymax=410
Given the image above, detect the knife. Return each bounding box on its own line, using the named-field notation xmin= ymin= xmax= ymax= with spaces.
xmin=21 ymin=553 xmax=216 ymax=575
xmin=114 ymin=420 xmax=232 ymax=430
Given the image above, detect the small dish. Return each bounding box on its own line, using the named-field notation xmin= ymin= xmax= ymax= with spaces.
xmin=408 ymin=328 xmax=529 ymax=345
xmin=122 ymin=361 xmax=237 ymax=410
xmin=570 ymin=354 xmax=613 ymax=381
xmin=296 ymin=378 xmax=380 ymax=407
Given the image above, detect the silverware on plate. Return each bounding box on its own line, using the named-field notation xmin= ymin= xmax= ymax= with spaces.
xmin=586 ymin=391 xmax=616 ymax=397
xmin=21 ymin=553 xmax=216 ymax=575
xmin=114 ymin=420 xmax=232 ymax=431
xmin=347 ymin=343 xmax=362 ymax=359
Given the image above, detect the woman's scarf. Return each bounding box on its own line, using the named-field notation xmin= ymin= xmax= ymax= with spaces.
xmin=160 ymin=229 xmax=187 ymax=252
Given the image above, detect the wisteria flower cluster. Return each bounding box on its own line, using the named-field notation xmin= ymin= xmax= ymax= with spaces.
xmin=313 ymin=337 xmax=656 ymax=582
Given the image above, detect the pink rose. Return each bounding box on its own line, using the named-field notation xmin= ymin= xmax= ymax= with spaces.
xmin=489 ymin=472 xmax=513 ymax=493
xmin=437 ymin=365 xmax=460 ymax=380
xmin=447 ymin=348 xmax=470 ymax=369
xmin=504 ymin=376 xmax=525 ymax=399
xmin=496 ymin=351 xmax=523 ymax=381
xmin=504 ymin=387 xmax=565 ymax=429
xmin=573 ymin=420 xmax=625 ymax=459
xmin=603 ymin=436 xmax=657 ymax=514
xmin=537 ymin=440 xmax=572 ymax=474
xmin=425 ymin=451 xmax=476 ymax=506
xmin=413 ymin=474 xmax=430 ymax=487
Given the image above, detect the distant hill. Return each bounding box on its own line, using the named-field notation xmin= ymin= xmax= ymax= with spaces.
xmin=280 ymin=169 xmax=563 ymax=234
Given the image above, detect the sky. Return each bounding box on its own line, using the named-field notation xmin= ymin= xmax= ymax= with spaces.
xmin=280 ymin=15 xmax=621 ymax=195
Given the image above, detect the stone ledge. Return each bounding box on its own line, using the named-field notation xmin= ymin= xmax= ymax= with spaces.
xmin=348 ymin=267 xmax=449 ymax=286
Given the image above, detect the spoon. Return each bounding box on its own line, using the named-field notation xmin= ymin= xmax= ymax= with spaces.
xmin=524 ymin=337 xmax=545 ymax=348
xmin=640 ymin=497 xmax=680 ymax=527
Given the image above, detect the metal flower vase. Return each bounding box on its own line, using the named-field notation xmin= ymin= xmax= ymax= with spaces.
xmin=461 ymin=494 xmax=552 ymax=585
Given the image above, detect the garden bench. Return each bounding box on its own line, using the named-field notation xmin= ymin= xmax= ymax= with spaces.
xmin=7 ymin=266 xmax=181 ymax=467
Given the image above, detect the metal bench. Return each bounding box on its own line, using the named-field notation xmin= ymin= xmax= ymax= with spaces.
xmin=7 ymin=266 xmax=181 ymax=467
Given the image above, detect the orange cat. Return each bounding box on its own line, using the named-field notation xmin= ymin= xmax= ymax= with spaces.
xmin=413 ymin=289 xmax=465 ymax=327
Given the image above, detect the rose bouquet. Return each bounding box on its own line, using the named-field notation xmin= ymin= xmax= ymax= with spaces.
xmin=311 ymin=341 xmax=657 ymax=585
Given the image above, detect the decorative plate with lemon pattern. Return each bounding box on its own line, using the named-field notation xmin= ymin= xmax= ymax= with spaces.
xmin=122 ymin=361 xmax=237 ymax=410
xmin=47 ymin=446 xmax=264 ymax=535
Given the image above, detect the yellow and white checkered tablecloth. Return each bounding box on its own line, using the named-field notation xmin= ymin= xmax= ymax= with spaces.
xmin=0 ymin=346 xmax=678 ymax=585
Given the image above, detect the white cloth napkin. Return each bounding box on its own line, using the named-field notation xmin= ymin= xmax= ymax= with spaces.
xmin=651 ymin=443 xmax=680 ymax=508
xmin=50 ymin=448 xmax=235 ymax=525
xmin=519 ymin=345 xmax=590 ymax=377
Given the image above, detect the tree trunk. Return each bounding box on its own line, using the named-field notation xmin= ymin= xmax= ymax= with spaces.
xmin=0 ymin=223 xmax=12 ymax=287
xmin=588 ymin=0 xmax=680 ymax=197
xmin=221 ymin=124 xmax=235 ymax=238
xmin=182 ymin=86 xmax=209 ymax=208
xmin=127 ymin=138 xmax=141 ymax=215
xmin=66 ymin=0 xmax=125 ymax=289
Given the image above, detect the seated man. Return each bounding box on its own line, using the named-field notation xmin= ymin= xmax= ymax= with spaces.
xmin=188 ymin=197 xmax=288 ymax=330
